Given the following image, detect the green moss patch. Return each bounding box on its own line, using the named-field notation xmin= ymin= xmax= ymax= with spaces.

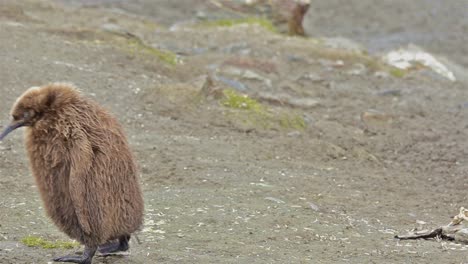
xmin=21 ymin=236 xmax=79 ymax=249
xmin=220 ymin=89 xmax=306 ymax=131
xmin=389 ymin=67 xmax=407 ymax=78
xmin=125 ymin=37 xmax=178 ymax=65
xmin=279 ymin=113 xmax=307 ymax=130
xmin=221 ymin=89 xmax=264 ymax=112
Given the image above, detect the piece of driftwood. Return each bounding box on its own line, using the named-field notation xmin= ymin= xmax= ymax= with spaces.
xmin=395 ymin=207 xmax=468 ymax=243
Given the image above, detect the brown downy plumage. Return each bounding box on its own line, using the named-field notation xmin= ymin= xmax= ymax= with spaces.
xmin=0 ymin=83 xmax=144 ymax=264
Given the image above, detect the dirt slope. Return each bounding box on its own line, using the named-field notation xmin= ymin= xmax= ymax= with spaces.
xmin=0 ymin=1 xmax=468 ymax=263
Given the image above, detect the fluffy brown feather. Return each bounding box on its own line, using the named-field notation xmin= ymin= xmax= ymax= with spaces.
xmin=4 ymin=83 xmax=144 ymax=261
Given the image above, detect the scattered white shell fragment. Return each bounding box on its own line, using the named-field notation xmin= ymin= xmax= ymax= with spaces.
xmin=309 ymin=202 xmax=319 ymax=211
xmin=265 ymin=197 xmax=285 ymax=204
xmin=250 ymin=182 xmax=274 ymax=187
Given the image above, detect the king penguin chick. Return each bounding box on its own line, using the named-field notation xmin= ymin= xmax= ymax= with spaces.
xmin=0 ymin=83 xmax=144 ymax=264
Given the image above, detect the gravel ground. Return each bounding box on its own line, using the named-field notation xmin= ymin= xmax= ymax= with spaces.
xmin=0 ymin=1 xmax=467 ymax=263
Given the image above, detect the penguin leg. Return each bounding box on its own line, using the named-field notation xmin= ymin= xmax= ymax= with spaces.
xmin=53 ymin=245 xmax=96 ymax=264
xmin=98 ymin=235 xmax=130 ymax=255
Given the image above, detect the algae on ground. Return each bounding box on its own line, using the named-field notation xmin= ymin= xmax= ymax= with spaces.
xmin=221 ymin=89 xmax=264 ymax=112
xmin=279 ymin=112 xmax=307 ymax=130
xmin=125 ymin=37 xmax=177 ymax=65
xmin=201 ymin=17 xmax=277 ymax=33
xmin=220 ymin=89 xmax=306 ymax=131
xmin=21 ymin=236 xmax=79 ymax=249
xmin=389 ymin=67 xmax=406 ymax=78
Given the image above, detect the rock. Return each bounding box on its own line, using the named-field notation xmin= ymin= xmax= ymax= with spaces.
xmin=287 ymin=131 xmax=301 ymax=137
xmin=377 ymin=89 xmax=401 ymax=97
xmin=297 ymin=73 xmax=324 ymax=83
xmin=195 ymin=11 xmax=207 ymax=19
xmin=286 ymin=54 xmax=305 ymax=62
xmin=374 ymin=71 xmax=390 ymax=78
xmin=222 ymin=66 xmax=242 ymax=76
xmin=287 ymin=97 xmax=320 ymax=108
xmin=347 ymin=63 xmax=367 ymax=75
xmin=318 ymin=59 xmax=344 ymax=69
xmin=454 ymin=229 xmax=468 ymax=243
xmin=206 ymin=63 xmax=220 ymax=72
xmin=258 ymin=92 xmax=320 ymax=109
xmin=221 ymin=66 xmax=272 ymax=87
xmin=242 ymin=70 xmax=263 ymax=80
xmin=100 ymin=23 xmax=131 ymax=37
xmin=221 ymin=42 xmax=250 ymax=54
xmin=223 ymin=57 xmax=277 ymax=74
xmin=213 ymin=75 xmax=248 ymax=91
xmin=4 ymin=21 xmax=25 ymax=27
xmin=333 ymin=60 xmax=345 ymax=67
xmin=169 ymin=20 xmax=197 ymax=32
xmin=382 ymin=44 xmax=456 ymax=82
xmin=241 ymin=70 xmax=272 ymax=87
xmin=436 ymin=56 xmax=468 ymax=84
xmin=257 ymin=92 xmax=289 ymax=105
xmin=416 ymin=220 xmax=427 ymax=225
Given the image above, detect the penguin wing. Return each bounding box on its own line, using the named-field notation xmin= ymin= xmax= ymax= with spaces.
xmin=69 ymin=133 xmax=93 ymax=235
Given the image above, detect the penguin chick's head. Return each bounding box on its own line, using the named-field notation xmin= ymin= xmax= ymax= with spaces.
xmin=0 ymin=83 xmax=78 ymax=140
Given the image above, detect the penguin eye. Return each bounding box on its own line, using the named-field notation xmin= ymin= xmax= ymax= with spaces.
xmin=23 ymin=111 xmax=30 ymax=119
xmin=12 ymin=114 xmax=19 ymax=121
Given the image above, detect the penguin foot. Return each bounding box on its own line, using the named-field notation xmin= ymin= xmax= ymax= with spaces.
xmin=53 ymin=246 xmax=96 ymax=264
xmin=98 ymin=235 xmax=130 ymax=255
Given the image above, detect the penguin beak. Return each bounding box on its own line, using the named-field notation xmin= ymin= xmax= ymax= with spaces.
xmin=0 ymin=121 xmax=25 ymax=141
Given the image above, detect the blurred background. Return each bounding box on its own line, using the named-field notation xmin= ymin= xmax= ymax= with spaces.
xmin=59 ymin=0 xmax=468 ymax=66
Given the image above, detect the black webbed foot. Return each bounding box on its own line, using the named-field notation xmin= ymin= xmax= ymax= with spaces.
xmin=98 ymin=235 xmax=130 ymax=255
xmin=53 ymin=245 xmax=96 ymax=264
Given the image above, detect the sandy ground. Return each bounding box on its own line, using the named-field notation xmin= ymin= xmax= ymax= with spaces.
xmin=0 ymin=0 xmax=468 ymax=263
